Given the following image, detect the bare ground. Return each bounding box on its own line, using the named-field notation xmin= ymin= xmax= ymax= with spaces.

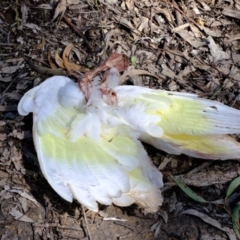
xmin=1 ymin=0 xmax=240 ymax=239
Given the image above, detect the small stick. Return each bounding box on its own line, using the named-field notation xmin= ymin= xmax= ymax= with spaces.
xmin=82 ymin=206 xmax=92 ymax=240
xmin=63 ymin=16 xmax=93 ymax=52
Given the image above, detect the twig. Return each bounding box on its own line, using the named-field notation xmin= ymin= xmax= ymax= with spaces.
xmin=34 ymin=222 xmax=83 ymax=231
xmin=28 ymin=60 xmax=67 ymax=76
xmin=63 ymin=16 xmax=93 ymax=52
xmin=0 ymin=43 xmax=16 ymax=46
xmin=0 ymin=68 xmax=25 ymax=101
xmin=163 ymin=0 xmax=202 ymax=30
xmin=149 ymin=0 xmax=153 ymax=37
xmin=82 ymin=206 xmax=92 ymax=240
xmin=187 ymin=162 xmax=212 ymax=175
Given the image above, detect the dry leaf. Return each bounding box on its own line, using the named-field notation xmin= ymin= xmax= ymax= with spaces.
xmin=53 ymin=0 xmax=67 ymax=20
xmin=222 ymin=8 xmax=240 ymax=20
xmin=157 ymin=8 xmax=174 ymax=23
xmin=166 ymin=166 xmax=240 ymax=187
xmin=24 ymin=23 xmax=41 ymax=32
xmin=207 ymin=36 xmax=229 ymax=62
xmin=9 ymin=188 xmax=39 ymax=206
xmin=62 ymin=44 xmax=89 ymax=72
xmin=48 ymin=52 xmax=57 ymax=69
xmin=55 ymin=49 xmax=65 ymax=68
xmin=19 ymin=4 xmax=29 ymax=30
xmin=120 ymin=69 xmax=159 ymax=84
xmin=172 ymin=23 xmax=190 ymax=33
xmin=138 ymin=16 xmax=149 ymax=32
xmin=36 ymin=36 xmax=45 ymax=50
xmin=177 ymin=30 xmax=206 ymax=48
xmin=67 ymin=0 xmax=80 ymax=4
xmin=1 ymin=65 xmax=22 ymax=74
xmin=182 ymin=209 xmax=236 ymax=240
xmin=9 ymin=207 xmax=34 ymax=223
xmin=37 ymin=4 xmax=52 ymax=9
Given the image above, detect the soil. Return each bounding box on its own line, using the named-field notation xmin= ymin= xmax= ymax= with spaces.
xmin=1 ymin=0 xmax=240 ymax=239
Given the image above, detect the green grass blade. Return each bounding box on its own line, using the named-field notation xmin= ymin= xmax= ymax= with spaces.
xmin=169 ymin=174 xmax=208 ymax=203
xmin=226 ymin=176 xmax=240 ymax=198
xmin=232 ymin=204 xmax=240 ymax=239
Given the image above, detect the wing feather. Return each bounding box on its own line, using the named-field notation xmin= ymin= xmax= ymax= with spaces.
xmin=18 ymin=76 xmax=163 ymax=212
xmin=116 ymin=85 xmax=240 ymax=159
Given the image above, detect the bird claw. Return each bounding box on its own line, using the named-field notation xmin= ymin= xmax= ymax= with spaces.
xmin=77 ymin=53 xmax=129 ymax=102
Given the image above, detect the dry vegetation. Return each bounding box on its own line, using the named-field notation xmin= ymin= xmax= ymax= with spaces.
xmin=1 ymin=0 xmax=240 ymax=239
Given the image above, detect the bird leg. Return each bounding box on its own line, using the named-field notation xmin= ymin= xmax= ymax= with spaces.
xmin=77 ymin=53 xmax=129 ymax=100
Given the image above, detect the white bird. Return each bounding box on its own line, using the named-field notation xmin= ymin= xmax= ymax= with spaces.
xmin=18 ymin=53 xmax=240 ymax=213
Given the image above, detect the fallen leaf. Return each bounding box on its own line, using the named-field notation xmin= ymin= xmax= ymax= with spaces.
xmin=8 ymin=188 xmax=39 ymax=206
xmin=207 ymin=36 xmax=229 ymax=62
xmin=48 ymin=51 xmax=58 ymax=69
xmin=19 ymin=4 xmax=29 ymax=30
xmin=1 ymin=65 xmax=22 ymax=74
xmin=62 ymin=44 xmax=90 ymax=72
xmin=222 ymin=8 xmax=240 ymax=20
xmin=36 ymin=36 xmax=45 ymax=50
xmin=55 ymin=49 xmax=65 ymax=68
xmin=120 ymin=69 xmax=159 ymax=84
xmin=9 ymin=207 xmax=34 ymax=223
xmin=177 ymin=30 xmax=206 ymax=48
xmin=53 ymin=0 xmax=67 ymax=20
xmin=37 ymin=3 xmax=52 ymax=9
xmin=182 ymin=209 xmax=236 ymax=240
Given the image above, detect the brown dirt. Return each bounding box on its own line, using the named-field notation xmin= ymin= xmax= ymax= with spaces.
xmin=1 ymin=0 xmax=240 ymax=239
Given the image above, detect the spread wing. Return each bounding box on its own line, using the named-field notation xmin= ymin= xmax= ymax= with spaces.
xmin=18 ymin=76 xmax=163 ymax=213
xmin=116 ymin=85 xmax=240 ymax=160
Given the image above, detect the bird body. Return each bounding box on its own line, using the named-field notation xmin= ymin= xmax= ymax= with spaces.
xmin=18 ymin=64 xmax=240 ymax=212
xmin=18 ymin=76 xmax=163 ymax=213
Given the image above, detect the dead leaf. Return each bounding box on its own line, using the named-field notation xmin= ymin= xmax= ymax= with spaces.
xmin=182 ymin=209 xmax=236 ymax=240
xmin=157 ymin=8 xmax=174 ymax=23
xmin=222 ymin=8 xmax=240 ymax=20
xmin=37 ymin=3 xmax=52 ymax=9
xmin=9 ymin=206 xmax=34 ymax=223
xmin=114 ymin=16 xmax=141 ymax=35
xmin=202 ymin=26 xmax=221 ymax=37
xmin=53 ymin=0 xmax=67 ymax=20
xmin=19 ymin=4 xmax=29 ymax=30
xmin=10 ymin=146 xmax=23 ymax=171
xmin=125 ymin=0 xmax=134 ymax=10
xmin=1 ymin=65 xmax=22 ymax=74
xmin=200 ymin=2 xmax=211 ymax=11
xmin=8 ymin=188 xmax=39 ymax=206
xmin=166 ymin=166 xmax=240 ymax=187
xmin=67 ymin=0 xmax=80 ymax=4
xmin=8 ymin=129 xmax=24 ymax=139
xmin=177 ymin=30 xmax=206 ymax=48
xmin=120 ymin=69 xmax=159 ymax=84
xmin=206 ymin=36 xmax=229 ymax=62
xmin=48 ymin=52 xmax=57 ymax=69
xmin=138 ymin=16 xmax=149 ymax=32
xmin=62 ymin=44 xmax=90 ymax=72
xmin=36 ymin=36 xmax=45 ymax=50
xmin=0 ymin=134 xmax=7 ymax=141
xmin=172 ymin=23 xmax=190 ymax=33
xmin=55 ymin=49 xmax=65 ymax=68
xmin=24 ymin=23 xmax=41 ymax=32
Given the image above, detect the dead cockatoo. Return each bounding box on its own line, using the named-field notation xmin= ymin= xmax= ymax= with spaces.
xmin=18 ymin=53 xmax=240 ymax=213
